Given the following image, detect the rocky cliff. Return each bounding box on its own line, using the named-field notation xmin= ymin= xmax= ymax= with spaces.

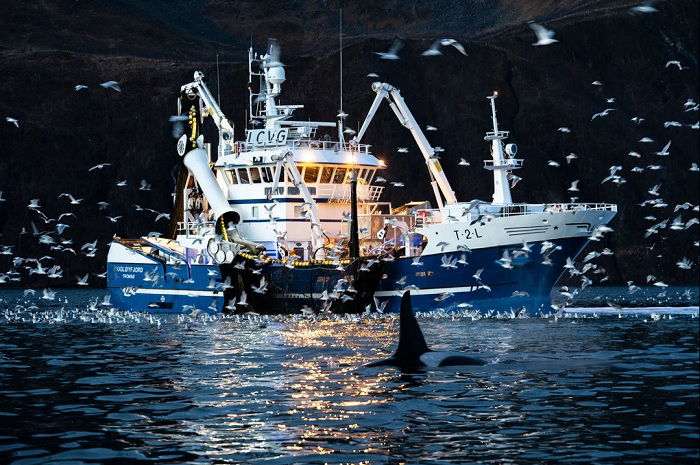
xmin=0 ymin=0 xmax=697 ymax=287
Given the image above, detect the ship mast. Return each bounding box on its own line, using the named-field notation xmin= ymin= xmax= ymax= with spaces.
xmin=484 ymin=92 xmax=522 ymax=204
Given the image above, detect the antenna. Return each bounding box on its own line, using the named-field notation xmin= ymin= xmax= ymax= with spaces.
xmin=216 ymin=52 xmax=221 ymax=103
xmin=339 ymin=5 xmax=343 ymax=114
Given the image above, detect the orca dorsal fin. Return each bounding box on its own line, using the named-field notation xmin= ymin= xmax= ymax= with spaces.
xmin=394 ymin=291 xmax=430 ymax=360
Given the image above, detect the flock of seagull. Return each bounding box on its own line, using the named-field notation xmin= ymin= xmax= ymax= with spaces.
xmin=368 ymin=2 xmax=698 ymax=308
xmin=1 ymin=1 xmax=698 ymax=315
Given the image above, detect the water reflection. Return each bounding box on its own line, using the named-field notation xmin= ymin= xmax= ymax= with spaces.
xmin=0 ymin=290 xmax=698 ymax=464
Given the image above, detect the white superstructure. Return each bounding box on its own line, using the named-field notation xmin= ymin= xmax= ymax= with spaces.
xmin=175 ymin=42 xmax=388 ymax=261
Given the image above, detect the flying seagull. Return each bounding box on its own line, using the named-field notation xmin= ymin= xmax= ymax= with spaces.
xmin=629 ymin=1 xmax=660 ymax=14
xmin=528 ymin=21 xmax=558 ymax=46
xmin=654 ymin=140 xmax=671 ymax=156
xmin=421 ymin=38 xmax=468 ymax=56
xmin=374 ymin=39 xmax=404 ymax=60
xmin=100 ymin=81 xmax=121 ymax=92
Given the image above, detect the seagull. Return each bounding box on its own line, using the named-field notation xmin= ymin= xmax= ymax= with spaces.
xmin=631 ymin=116 xmax=645 ymax=124
xmin=27 ymin=199 xmax=41 ymax=209
xmin=252 ymin=277 xmax=268 ymax=294
xmin=592 ymin=80 xmax=603 ymax=86
xmin=42 ymin=288 xmax=57 ymax=301
xmin=547 ymin=160 xmax=560 ymax=167
xmin=390 ymin=181 xmax=404 ymax=187
xmin=472 ymin=268 xmax=484 ymax=281
xmin=397 ymin=147 xmax=409 ymax=153
xmin=374 ymin=39 xmax=403 ymax=60
xmin=106 ymin=215 xmax=122 ymax=223
xmin=664 ymin=121 xmax=682 ymax=128
xmin=76 ymin=274 xmax=89 ymax=286
xmin=628 ymin=151 xmax=641 ymax=158
xmin=459 ymin=158 xmax=470 ymax=166
xmin=89 ymin=163 xmax=111 ymax=171
xmin=139 ymin=179 xmax=152 ymax=191
xmin=565 ymin=153 xmax=578 ymax=164
xmin=690 ymin=163 xmax=699 ymax=172
xmin=629 ymin=1 xmax=660 ymax=14
xmin=654 ymin=140 xmax=671 ymax=156
xmin=665 ymin=60 xmax=683 ymax=70
xmin=59 ymin=193 xmax=83 ymax=204
xmin=374 ymin=176 xmax=386 ymax=184
xmin=421 ymin=38 xmax=468 ymax=56
xmin=567 ymin=180 xmax=580 ymax=192
xmin=421 ymin=40 xmax=443 ymax=56
xmin=116 ymin=180 xmax=127 ymax=187
xmin=606 ymin=98 xmax=616 ymax=103
xmin=74 ymin=84 xmax=88 ymax=91
xmin=639 ymin=137 xmax=654 ymax=143
xmin=592 ymin=108 xmax=615 ymax=120
xmin=367 ymin=72 xmax=379 ymax=78
xmin=558 ymin=127 xmax=571 ymax=133
xmin=440 ymin=38 xmax=468 ymax=55
xmin=528 ymin=21 xmax=558 ymax=46
xmin=0 ymin=191 xmax=5 ymax=202
xmin=509 ymin=174 xmax=522 ymax=188
xmin=647 ymin=184 xmax=661 ymax=196
xmin=5 ymin=117 xmax=19 ymax=127
xmin=100 ymin=80 xmax=121 ymax=92
xmin=426 ymin=125 xmax=438 ymax=131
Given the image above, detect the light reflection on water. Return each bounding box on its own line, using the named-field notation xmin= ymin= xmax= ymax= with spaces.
xmin=0 ymin=289 xmax=698 ymax=464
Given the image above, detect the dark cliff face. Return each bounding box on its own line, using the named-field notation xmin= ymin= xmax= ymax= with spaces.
xmin=0 ymin=0 xmax=697 ymax=287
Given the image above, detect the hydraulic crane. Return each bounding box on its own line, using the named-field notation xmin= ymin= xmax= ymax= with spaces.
xmin=351 ymin=82 xmax=458 ymax=208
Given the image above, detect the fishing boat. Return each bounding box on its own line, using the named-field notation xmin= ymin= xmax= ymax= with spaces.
xmin=107 ymin=42 xmax=386 ymax=313
xmin=106 ymin=41 xmax=617 ymax=315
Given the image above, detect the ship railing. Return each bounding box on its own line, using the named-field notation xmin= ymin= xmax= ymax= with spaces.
xmin=315 ymin=184 xmax=384 ymax=202
xmin=176 ymin=221 xmax=216 ymax=236
xmin=414 ymin=202 xmax=617 ymax=224
xmin=484 ymin=130 xmax=509 ymax=140
xmin=234 ymin=139 xmax=371 ymax=154
xmin=483 ymin=158 xmax=523 ymax=170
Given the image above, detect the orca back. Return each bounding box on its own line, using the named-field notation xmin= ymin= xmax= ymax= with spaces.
xmin=394 ymin=291 xmax=430 ymax=362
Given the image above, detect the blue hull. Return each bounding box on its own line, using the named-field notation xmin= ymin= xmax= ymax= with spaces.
xmin=374 ymin=237 xmax=589 ymax=315
xmin=107 ymin=261 xmax=225 ymax=314
xmin=107 ymin=237 xmax=587 ymax=315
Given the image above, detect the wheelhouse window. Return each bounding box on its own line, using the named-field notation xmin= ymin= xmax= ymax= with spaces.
xmin=238 ymin=168 xmax=250 ymax=184
xmin=261 ymin=167 xmax=274 ymax=183
xmin=225 ymin=170 xmax=238 ymax=184
xmin=358 ymin=168 xmax=367 ymax=183
xmin=250 ymin=168 xmax=262 ymax=183
xmin=303 ymin=165 xmax=320 ymax=183
xmin=319 ymin=166 xmax=334 ymax=183
xmin=333 ymin=167 xmax=347 ymax=184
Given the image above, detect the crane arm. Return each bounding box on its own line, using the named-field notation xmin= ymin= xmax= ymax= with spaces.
xmin=181 ymin=71 xmax=235 ymax=157
xmin=271 ymin=151 xmax=325 ymax=256
xmin=353 ymin=82 xmax=458 ymax=206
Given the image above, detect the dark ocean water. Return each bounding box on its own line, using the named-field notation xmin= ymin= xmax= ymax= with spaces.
xmin=0 ymin=288 xmax=698 ymax=465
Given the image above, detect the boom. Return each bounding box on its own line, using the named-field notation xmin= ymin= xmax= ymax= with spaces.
xmin=352 ymin=82 xmax=458 ymax=207
xmin=181 ymin=71 xmax=235 ymax=158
